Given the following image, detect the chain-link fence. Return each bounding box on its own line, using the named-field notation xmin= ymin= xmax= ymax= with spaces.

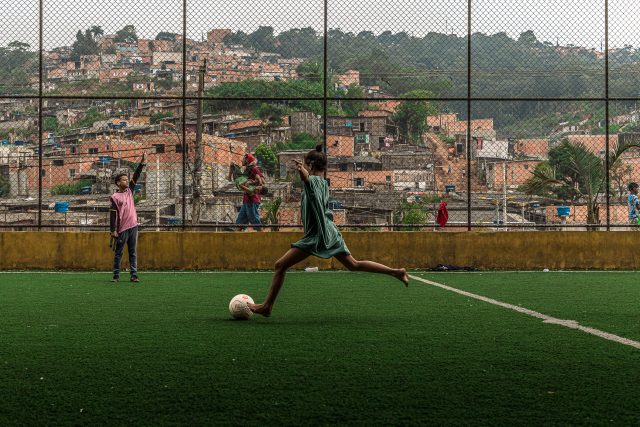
xmin=0 ymin=0 xmax=638 ymax=230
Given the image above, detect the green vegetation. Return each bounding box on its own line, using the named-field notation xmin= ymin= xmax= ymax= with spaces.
xmin=254 ymin=143 xmax=278 ymax=176
xmin=522 ymin=138 xmax=640 ymax=223
xmin=276 ymin=133 xmax=320 ymax=152
xmin=0 ymin=42 xmax=37 ymax=95
xmin=260 ymin=197 xmax=282 ymax=229
xmin=50 ymin=179 xmax=92 ymax=195
xmin=151 ymin=112 xmax=174 ymax=124
xmin=43 ymin=117 xmax=59 ymax=133
xmin=71 ymin=26 xmax=102 ymax=60
xmin=393 ymin=90 xmax=438 ymax=144
xmin=395 ymin=199 xmax=430 ymax=230
xmin=76 ymin=107 xmax=105 ymax=129
xmin=114 ymin=25 xmax=138 ymax=44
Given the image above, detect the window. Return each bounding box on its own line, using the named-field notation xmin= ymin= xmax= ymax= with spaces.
xmin=339 ymin=164 xmax=348 ymax=171
xmin=68 ymin=169 xmax=76 ymax=178
xmin=353 ymin=177 xmax=364 ymax=187
xmin=41 ymin=169 xmax=45 ymax=177
xmin=70 ymin=146 xmax=77 ymax=154
xmin=386 ymin=176 xmax=391 ymax=182
xmin=153 ymin=144 xmax=165 ymax=153
xmin=523 ymin=164 xmax=529 ymax=170
xmin=53 ymin=159 xmax=64 ymax=166
xmin=175 ymin=144 xmax=184 ymax=153
xmin=88 ymin=148 xmax=98 ymax=154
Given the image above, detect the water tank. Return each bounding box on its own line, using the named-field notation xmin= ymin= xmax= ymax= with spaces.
xmin=167 ymin=217 xmax=182 ymax=226
xmin=557 ymin=206 xmax=570 ymax=217
xmin=54 ymin=201 xmax=69 ymax=213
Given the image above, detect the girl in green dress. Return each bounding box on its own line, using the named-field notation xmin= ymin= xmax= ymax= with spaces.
xmin=249 ymin=145 xmax=409 ymax=317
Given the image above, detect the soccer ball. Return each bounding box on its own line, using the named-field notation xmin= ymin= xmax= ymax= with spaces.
xmin=229 ymin=294 xmax=254 ymax=320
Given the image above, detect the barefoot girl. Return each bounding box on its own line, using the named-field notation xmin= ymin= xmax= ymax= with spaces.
xmin=249 ymin=145 xmax=408 ymax=317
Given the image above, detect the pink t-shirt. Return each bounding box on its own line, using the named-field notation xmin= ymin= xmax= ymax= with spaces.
xmin=110 ymin=188 xmax=138 ymax=234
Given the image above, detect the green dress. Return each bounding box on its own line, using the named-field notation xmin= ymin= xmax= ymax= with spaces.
xmin=292 ymin=175 xmax=350 ymax=258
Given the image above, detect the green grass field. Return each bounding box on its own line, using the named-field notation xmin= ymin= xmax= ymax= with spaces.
xmin=2 ymin=271 xmax=640 ymax=425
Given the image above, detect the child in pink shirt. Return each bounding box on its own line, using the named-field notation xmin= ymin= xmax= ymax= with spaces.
xmin=110 ymin=153 xmax=146 ymax=282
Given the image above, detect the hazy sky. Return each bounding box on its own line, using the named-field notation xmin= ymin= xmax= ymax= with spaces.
xmin=0 ymin=0 xmax=636 ymax=50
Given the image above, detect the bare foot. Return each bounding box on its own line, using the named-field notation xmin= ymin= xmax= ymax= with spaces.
xmin=395 ymin=268 xmax=409 ymax=287
xmin=248 ymin=303 xmax=272 ymax=317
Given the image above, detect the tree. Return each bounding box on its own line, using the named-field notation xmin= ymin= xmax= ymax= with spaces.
xmin=340 ymin=84 xmax=365 ymax=117
xmin=395 ymin=200 xmax=428 ymax=230
xmin=7 ymin=41 xmax=30 ymax=51
xmin=255 ymin=143 xmax=278 ymax=176
xmin=155 ymin=32 xmax=177 ymax=42
xmin=296 ymin=58 xmax=323 ymax=82
xmin=522 ymin=139 xmax=640 ymax=224
xmin=275 ymin=27 xmax=322 ymax=58
xmin=43 ymin=117 xmax=59 ymax=132
xmin=256 ymin=103 xmax=286 ymax=143
xmin=518 ymin=30 xmax=539 ymax=46
xmin=90 ymin=26 xmax=104 ymax=39
xmin=248 ymin=26 xmax=276 ymax=52
xmin=222 ymin=31 xmax=248 ymax=46
xmin=114 ymin=25 xmax=138 ymax=44
xmin=71 ymin=28 xmax=99 ymax=60
xmin=393 ymin=90 xmax=438 ymax=144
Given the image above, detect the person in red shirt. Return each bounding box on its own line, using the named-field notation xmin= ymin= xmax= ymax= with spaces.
xmin=232 ymin=153 xmax=265 ymax=230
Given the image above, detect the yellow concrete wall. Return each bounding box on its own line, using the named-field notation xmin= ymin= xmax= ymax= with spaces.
xmin=0 ymin=231 xmax=635 ymax=271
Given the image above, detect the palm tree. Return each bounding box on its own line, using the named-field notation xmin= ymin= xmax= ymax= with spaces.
xmin=90 ymin=26 xmax=104 ymax=40
xmin=522 ymin=139 xmax=640 ymax=225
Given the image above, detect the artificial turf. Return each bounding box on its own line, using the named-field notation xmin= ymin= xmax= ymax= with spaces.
xmin=1 ymin=271 xmax=640 ymax=425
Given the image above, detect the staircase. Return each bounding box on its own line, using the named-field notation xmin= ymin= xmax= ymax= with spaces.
xmin=424 ymin=133 xmax=488 ymax=193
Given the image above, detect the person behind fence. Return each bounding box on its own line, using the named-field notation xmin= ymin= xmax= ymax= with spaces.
xmin=248 ymin=145 xmax=408 ymax=318
xmin=110 ymin=153 xmax=146 ymax=283
xmin=628 ymin=182 xmax=640 ymax=226
xmin=228 ymin=162 xmax=268 ymax=196
xmin=228 ymin=153 xmax=265 ymax=229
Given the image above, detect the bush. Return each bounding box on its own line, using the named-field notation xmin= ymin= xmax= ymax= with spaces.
xmin=51 ymin=179 xmax=92 ymax=195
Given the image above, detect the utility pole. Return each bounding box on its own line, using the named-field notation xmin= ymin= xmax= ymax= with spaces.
xmin=503 ymin=160 xmax=508 ymax=230
xmin=191 ymin=59 xmax=206 ymax=224
xmin=156 ymin=154 xmax=160 ymax=231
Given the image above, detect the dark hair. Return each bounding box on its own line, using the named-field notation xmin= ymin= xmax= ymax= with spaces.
xmin=629 ymin=182 xmax=639 ymax=192
xmin=114 ymin=173 xmax=129 ymax=184
xmin=304 ymin=144 xmax=327 ymax=172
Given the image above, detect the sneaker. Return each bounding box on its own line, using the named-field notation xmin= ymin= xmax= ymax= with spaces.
xmin=111 ymin=276 xmax=119 ymax=283
xmin=130 ymin=276 xmax=140 ymax=283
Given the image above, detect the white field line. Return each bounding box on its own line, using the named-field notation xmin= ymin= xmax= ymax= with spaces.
xmin=409 ymin=274 xmax=640 ymax=350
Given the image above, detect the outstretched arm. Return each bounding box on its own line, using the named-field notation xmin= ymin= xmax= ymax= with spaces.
xmin=130 ymin=153 xmax=146 ymax=191
xmin=292 ymin=160 xmax=309 ymax=183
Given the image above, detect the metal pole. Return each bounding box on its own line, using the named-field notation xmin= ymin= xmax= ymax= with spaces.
xmin=605 ymin=0 xmax=610 ymax=230
xmin=181 ymin=0 xmax=187 ymax=229
xmin=191 ymin=59 xmax=206 ymax=224
xmin=503 ymin=161 xmax=507 ymax=230
xmin=156 ymin=155 xmax=160 ymax=231
xmin=323 ymin=0 xmax=328 ymax=167
xmin=37 ymin=0 xmax=43 ymax=230
xmin=466 ymin=0 xmax=472 ymax=231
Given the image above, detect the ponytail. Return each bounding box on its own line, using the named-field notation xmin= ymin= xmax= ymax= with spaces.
xmin=304 ymin=144 xmax=327 ymax=172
